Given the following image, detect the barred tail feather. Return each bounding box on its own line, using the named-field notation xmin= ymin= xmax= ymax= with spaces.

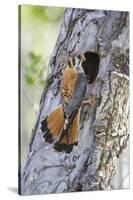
xmin=54 ymin=111 xmax=79 ymax=153
xmin=41 ymin=105 xmax=64 ymax=143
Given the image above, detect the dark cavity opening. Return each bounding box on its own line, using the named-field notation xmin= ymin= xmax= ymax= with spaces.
xmin=82 ymin=52 xmax=100 ymax=84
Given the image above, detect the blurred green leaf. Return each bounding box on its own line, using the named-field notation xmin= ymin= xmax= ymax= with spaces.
xmin=21 ymin=5 xmax=64 ymax=88
xmin=24 ymin=51 xmax=47 ymax=87
xmin=44 ymin=7 xmax=64 ymax=21
xmin=24 ymin=74 xmax=35 ymax=86
xmin=30 ymin=6 xmax=46 ymax=19
xmin=39 ymin=80 xmax=45 ymax=86
xmin=21 ymin=5 xmax=64 ymax=23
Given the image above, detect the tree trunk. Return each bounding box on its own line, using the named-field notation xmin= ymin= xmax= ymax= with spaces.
xmin=20 ymin=9 xmax=129 ymax=195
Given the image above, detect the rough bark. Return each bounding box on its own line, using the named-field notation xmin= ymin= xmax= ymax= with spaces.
xmin=20 ymin=9 xmax=129 ymax=195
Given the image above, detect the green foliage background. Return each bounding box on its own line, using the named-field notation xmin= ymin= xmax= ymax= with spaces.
xmin=21 ymin=5 xmax=64 ymax=159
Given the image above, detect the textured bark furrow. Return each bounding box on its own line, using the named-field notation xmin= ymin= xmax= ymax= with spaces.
xmin=92 ymin=71 xmax=129 ymax=189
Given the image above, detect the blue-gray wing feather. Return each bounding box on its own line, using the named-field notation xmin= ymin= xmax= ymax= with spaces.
xmin=63 ymin=72 xmax=87 ymax=117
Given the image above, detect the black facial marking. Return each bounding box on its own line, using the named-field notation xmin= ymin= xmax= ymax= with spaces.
xmin=77 ymin=55 xmax=81 ymax=59
xmin=68 ymin=60 xmax=71 ymax=67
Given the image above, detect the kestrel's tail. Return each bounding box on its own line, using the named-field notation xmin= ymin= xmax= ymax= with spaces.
xmin=41 ymin=105 xmax=64 ymax=143
xmin=41 ymin=105 xmax=79 ymax=153
xmin=54 ymin=110 xmax=79 ymax=153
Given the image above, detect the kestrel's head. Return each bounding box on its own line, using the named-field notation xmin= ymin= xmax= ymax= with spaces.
xmin=67 ymin=54 xmax=85 ymax=73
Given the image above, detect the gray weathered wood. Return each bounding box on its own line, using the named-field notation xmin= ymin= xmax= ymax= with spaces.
xmin=20 ymin=9 xmax=129 ymax=195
